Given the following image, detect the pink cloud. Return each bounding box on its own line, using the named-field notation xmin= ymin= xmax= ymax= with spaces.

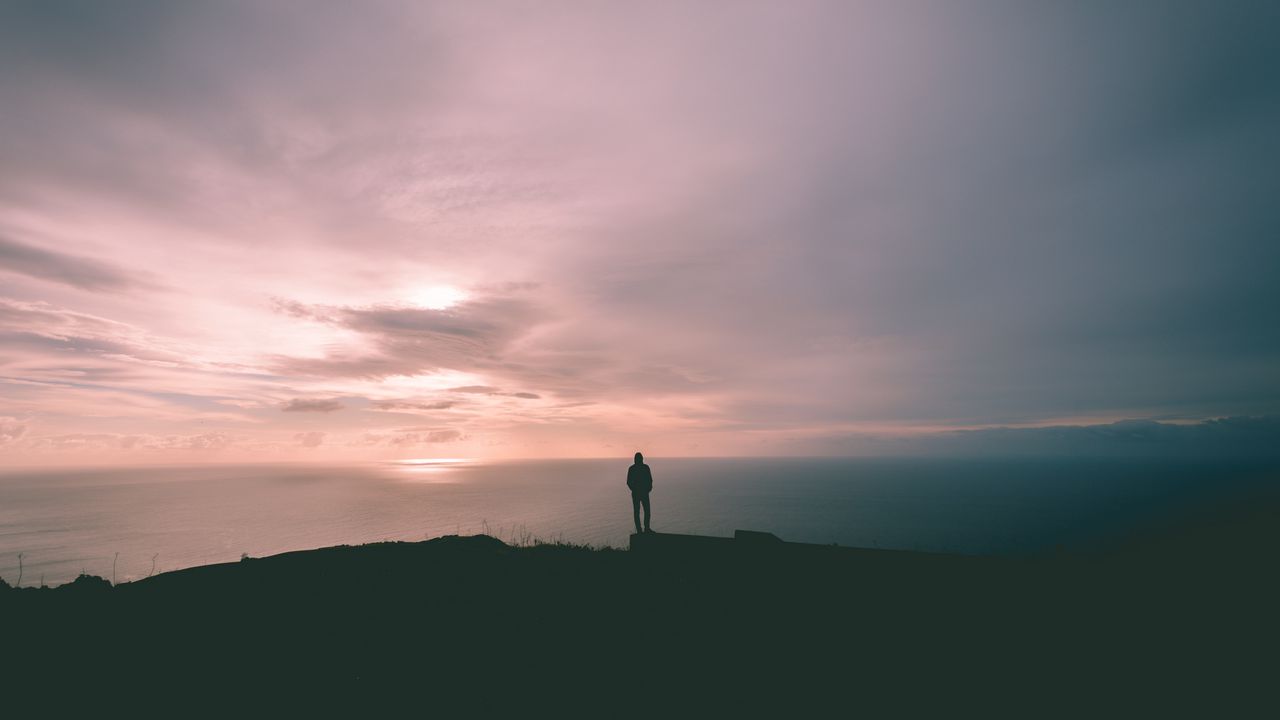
xmin=295 ymin=431 xmax=326 ymax=448
xmin=1 ymin=2 xmax=1273 ymax=465
xmin=281 ymin=398 xmax=345 ymax=413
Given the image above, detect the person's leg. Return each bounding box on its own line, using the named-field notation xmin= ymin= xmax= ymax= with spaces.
xmin=641 ymin=494 xmax=651 ymax=532
xmin=632 ymin=494 xmax=643 ymax=534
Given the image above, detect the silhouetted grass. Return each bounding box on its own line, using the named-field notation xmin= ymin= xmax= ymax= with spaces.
xmin=3 ymin=489 xmax=1278 ymax=712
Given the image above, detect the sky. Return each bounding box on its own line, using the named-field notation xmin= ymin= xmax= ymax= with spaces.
xmin=1 ymin=0 xmax=1278 ymax=464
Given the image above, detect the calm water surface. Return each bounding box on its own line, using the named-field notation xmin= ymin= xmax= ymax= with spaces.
xmin=1 ymin=457 xmax=1274 ymax=585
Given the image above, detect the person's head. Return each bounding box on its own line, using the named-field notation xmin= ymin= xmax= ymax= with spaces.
xmin=634 ymin=452 xmax=643 ymax=464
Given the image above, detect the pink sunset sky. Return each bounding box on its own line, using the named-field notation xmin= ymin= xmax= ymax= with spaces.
xmin=1 ymin=2 xmax=1277 ymax=465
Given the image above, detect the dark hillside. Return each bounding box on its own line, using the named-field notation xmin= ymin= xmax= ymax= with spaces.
xmin=4 ymin=498 xmax=1278 ymax=713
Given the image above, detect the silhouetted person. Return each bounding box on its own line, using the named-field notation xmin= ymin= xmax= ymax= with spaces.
xmin=627 ymin=452 xmax=653 ymax=534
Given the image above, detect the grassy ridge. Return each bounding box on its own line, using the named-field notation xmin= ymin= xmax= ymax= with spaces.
xmin=3 ymin=493 xmax=1278 ymax=712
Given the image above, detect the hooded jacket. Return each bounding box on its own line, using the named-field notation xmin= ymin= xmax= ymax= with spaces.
xmin=626 ymin=463 xmax=653 ymax=495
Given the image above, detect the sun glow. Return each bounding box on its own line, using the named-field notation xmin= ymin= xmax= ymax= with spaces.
xmin=396 ymin=458 xmax=473 ymax=466
xmin=408 ymin=285 xmax=468 ymax=310
xmin=391 ymin=457 xmax=473 ymax=482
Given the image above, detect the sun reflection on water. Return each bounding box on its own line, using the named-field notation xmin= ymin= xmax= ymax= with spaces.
xmin=390 ymin=458 xmax=474 ymax=482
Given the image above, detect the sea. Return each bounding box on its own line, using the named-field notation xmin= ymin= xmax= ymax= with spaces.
xmin=1 ymin=456 xmax=1276 ymax=586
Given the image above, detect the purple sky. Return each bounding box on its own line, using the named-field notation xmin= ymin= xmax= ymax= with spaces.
xmin=1 ymin=1 xmax=1277 ymax=464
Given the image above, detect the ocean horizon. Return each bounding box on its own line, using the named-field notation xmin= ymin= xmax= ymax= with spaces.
xmin=3 ymin=456 xmax=1276 ymax=587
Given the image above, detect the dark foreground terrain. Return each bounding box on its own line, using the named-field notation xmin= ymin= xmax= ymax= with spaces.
xmin=4 ymin=490 xmax=1278 ymax=714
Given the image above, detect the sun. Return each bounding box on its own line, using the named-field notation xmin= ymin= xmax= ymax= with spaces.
xmin=408 ymin=285 xmax=468 ymax=310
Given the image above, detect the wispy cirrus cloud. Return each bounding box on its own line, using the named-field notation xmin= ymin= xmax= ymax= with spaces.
xmin=0 ymin=298 xmax=142 ymax=342
xmin=0 ymin=234 xmax=149 ymax=292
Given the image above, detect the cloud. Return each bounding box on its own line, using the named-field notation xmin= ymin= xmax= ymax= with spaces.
xmin=447 ymin=385 xmax=539 ymax=399
xmin=281 ymin=398 xmax=344 ymax=413
xmin=937 ymin=417 xmax=1280 ymax=458
xmin=426 ymin=429 xmax=462 ymax=443
xmin=23 ymin=433 xmax=131 ymax=451
xmin=269 ymin=298 xmax=334 ymax=323
xmin=183 ymin=432 xmax=231 ymax=450
xmin=294 ymin=431 xmax=326 ymax=448
xmin=0 ymin=417 xmax=26 ymax=445
xmin=270 ymin=293 xmax=547 ymax=380
xmin=1 ymin=2 xmax=1277 ymax=459
xmin=798 ymin=416 xmax=1280 ymax=459
xmin=387 ymin=429 xmax=463 ymax=446
xmin=0 ymin=233 xmax=149 ymax=292
xmin=0 ymin=299 xmax=198 ymax=375
xmin=356 ymin=428 xmax=464 ymax=446
xmin=19 ymin=431 xmax=231 ymax=452
xmin=370 ymin=400 xmax=455 ymax=411
xmin=0 ymin=298 xmax=140 ymax=340
xmin=449 ymin=385 xmax=500 ymax=394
